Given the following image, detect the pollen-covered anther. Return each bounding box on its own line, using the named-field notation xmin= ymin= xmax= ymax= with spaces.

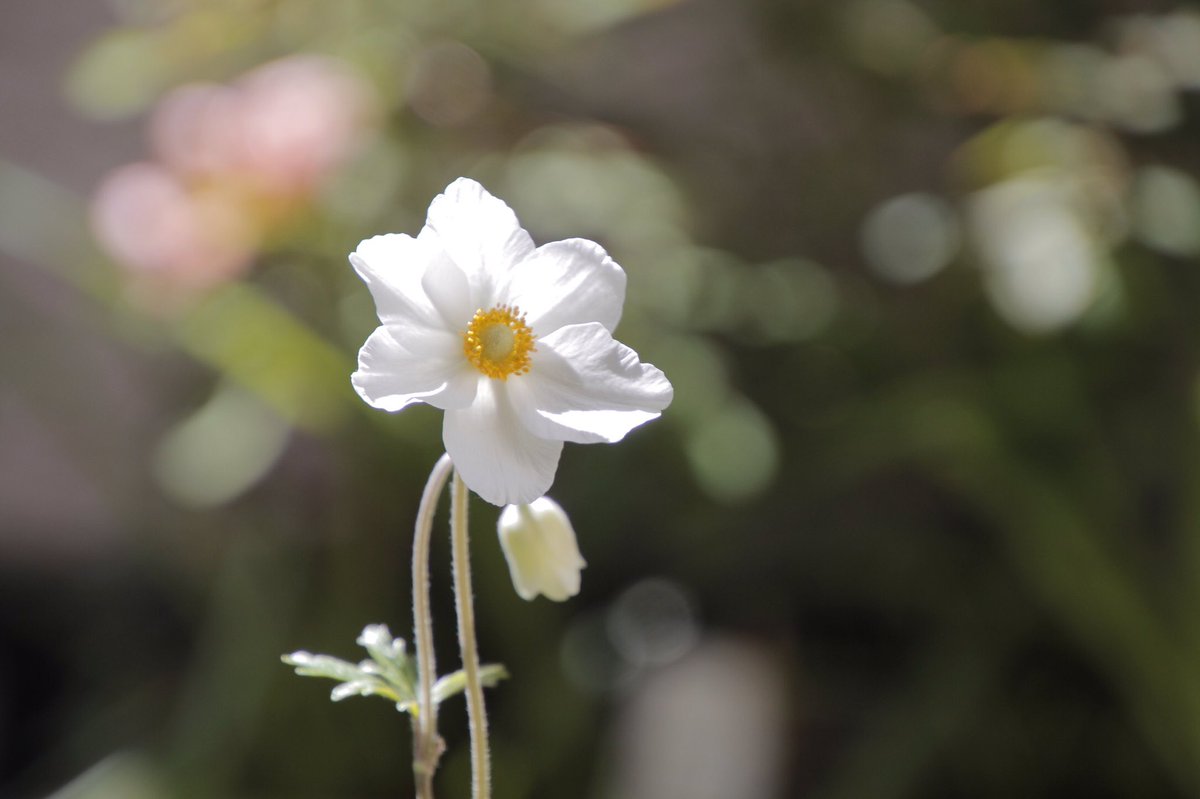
xmin=463 ymin=304 xmax=536 ymax=379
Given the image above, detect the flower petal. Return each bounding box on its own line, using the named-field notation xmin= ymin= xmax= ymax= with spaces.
xmin=424 ymin=177 xmax=535 ymax=302
xmin=498 ymin=498 xmax=585 ymax=602
xmin=349 ymin=233 xmax=440 ymax=326
xmin=352 ymin=323 xmax=478 ymax=412
xmin=421 ymin=254 xmax=475 ymax=330
xmin=503 ymin=238 xmax=626 ymax=335
xmin=443 ymin=380 xmax=563 ymax=506
xmin=510 ymin=322 xmax=673 ymax=444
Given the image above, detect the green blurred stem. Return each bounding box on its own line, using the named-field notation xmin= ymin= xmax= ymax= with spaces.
xmin=413 ymin=454 xmax=453 ymax=799
xmin=927 ymin=445 xmax=1200 ymax=793
xmin=450 ymin=470 xmax=491 ymax=799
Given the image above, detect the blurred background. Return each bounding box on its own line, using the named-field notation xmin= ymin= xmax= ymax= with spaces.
xmin=5 ymin=0 xmax=1200 ymax=796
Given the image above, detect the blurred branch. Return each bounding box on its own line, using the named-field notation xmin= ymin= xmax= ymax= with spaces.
xmin=835 ymin=379 xmax=1200 ymax=794
xmin=0 ymin=160 xmax=108 ymax=292
xmin=175 ymin=283 xmax=349 ymax=432
xmin=0 ymin=158 xmax=352 ymax=432
xmin=935 ymin=452 xmax=1200 ymax=794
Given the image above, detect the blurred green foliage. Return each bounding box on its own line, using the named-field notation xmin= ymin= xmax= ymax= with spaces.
xmin=6 ymin=0 xmax=1200 ymax=797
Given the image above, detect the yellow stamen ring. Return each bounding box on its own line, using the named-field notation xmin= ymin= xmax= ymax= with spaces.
xmin=463 ymin=304 xmax=536 ymax=379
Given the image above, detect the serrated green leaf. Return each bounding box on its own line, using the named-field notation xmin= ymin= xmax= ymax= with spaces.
xmin=356 ymin=625 xmax=417 ymax=697
xmin=282 ymin=652 xmax=366 ymax=683
xmin=357 ymin=624 xmax=404 ymax=663
xmin=282 ymin=628 xmax=505 ymax=714
xmin=283 ymin=627 xmax=422 ymax=714
xmin=432 ymin=663 xmax=509 ymax=705
xmin=330 ymin=678 xmax=402 ymax=704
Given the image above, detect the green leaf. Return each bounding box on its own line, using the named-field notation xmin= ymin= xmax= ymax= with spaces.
xmin=432 ymin=664 xmax=509 ymax=705
xmin=65 ymin=28 xmax=173 ymax=119
xmin=282 ymin=629 xmax=419 ymax=711
xmin=282 ymin=651 xmax=366 ymax=682
xmin=283 ymin=627 xmax=507 ymax=715
xmin=357 ymin=624 xmax=417 ymax=697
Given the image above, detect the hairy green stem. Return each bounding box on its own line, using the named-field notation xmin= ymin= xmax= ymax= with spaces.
xmin=450 ymin=469 xmax=491 ymax=799
xmin=412 ymin=453 xmax=453 ymax=799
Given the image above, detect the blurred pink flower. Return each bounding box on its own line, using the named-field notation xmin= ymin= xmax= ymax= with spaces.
xmin=149 ymin=83 xmax=244 ymax=179
xmin=90 ymin=162 xmax=256 ymax=293
xmin=232 ymin=55 xmax=373 ymax=195
xmin=149 ymin=55 xmax=372 ymax=197
xmin=93 ymin=54 xmax=375 ymax=298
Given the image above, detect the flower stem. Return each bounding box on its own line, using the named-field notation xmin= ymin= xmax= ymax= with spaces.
xmin=413 ymin=453 xmax=453 ymax=799
xmin=450 ymin=469 xmax=491 ymax=799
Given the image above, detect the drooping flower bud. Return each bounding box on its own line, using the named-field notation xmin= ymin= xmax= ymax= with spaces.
xmin=497 ymin=497 xmax=585 ymax=601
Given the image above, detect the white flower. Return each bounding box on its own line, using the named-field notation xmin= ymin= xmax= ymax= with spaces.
xmin=497 ymin=498 xmax=585 ymax=601
xmin=350 ymin=177 xmax=673 ymax=505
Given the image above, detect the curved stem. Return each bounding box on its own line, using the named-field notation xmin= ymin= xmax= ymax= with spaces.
xmin=450 ymin=469 xmax=491 ymax=799
xmin=412 ymin=453 xmax=453 ymax=799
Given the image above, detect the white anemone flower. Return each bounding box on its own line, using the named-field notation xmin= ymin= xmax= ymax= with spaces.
xmin=497 ymin=497 xmax=585 ymax=601
xmin=350 ymin=177 xmax=673 ymax=506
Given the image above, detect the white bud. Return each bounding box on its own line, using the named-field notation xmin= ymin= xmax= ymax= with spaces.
xmin=497 ymin=497 xmax=586 ymax=602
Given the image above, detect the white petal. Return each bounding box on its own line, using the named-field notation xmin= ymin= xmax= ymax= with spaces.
xmin=424 ymin=177 xmax=535 ymax=301
xmin=352 ymin=323 xmax=478 ymax=412
xmin=443 ymin=380 xmax=563 ymax=506
xmin=510 ymin=323 xmax=672 ymax=444
xmin=349 ymin=233 xmax=440 ymax=326
xmin=497 ymin=498 xmax=585 ymax=602
xmin=421 ymin=254 xmax=475 ymax=330
xmin=503 ymin=238 xmax=626 ymax=335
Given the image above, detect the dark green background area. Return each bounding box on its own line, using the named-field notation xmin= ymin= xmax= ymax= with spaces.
xmin=4 ymin=0 xmax=1200 ymax=797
